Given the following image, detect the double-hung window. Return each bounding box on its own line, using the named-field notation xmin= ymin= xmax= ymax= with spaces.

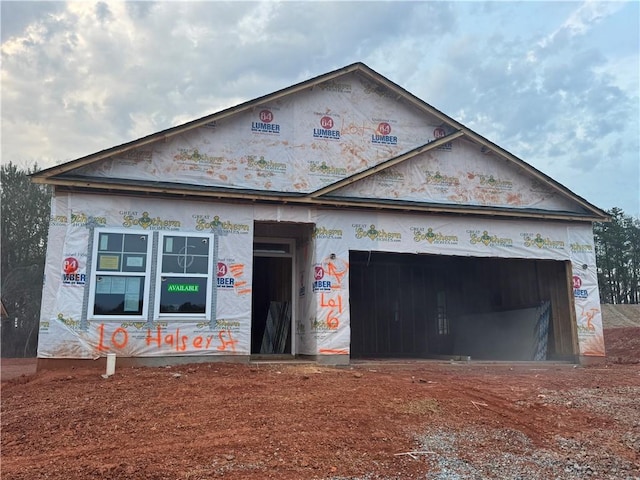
xmin=90 ymin=230 xmax=151 ymax=318
xmin=156 ymin=233 xmax=214 ymax=318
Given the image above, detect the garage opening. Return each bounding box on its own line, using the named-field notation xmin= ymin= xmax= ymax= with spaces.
xmin=349 ymin=251 xmax=577 ymax=361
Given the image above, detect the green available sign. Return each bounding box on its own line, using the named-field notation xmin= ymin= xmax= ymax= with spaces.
xmin=167 ymin=283 xmax=200 ymax=293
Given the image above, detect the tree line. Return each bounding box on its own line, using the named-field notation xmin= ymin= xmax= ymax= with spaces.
xmin=594 ymin=207 xmax=640 ymax=304
xmin=1 ymin=163 xmax=51 ymax=356
xmin=1 ymin=163 xmax=638 ymax=357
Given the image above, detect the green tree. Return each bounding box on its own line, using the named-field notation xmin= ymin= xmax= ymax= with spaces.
xmin=1 ymin=162 xmax=51 ymax=356
xmin=594 ymin=208 xmax=640 ymax=304
xmin=625 ymin=215 xmax=640 ymax=303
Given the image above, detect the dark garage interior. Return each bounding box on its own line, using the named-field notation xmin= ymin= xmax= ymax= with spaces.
xmin=349 ymin=251 xmax=578 ymax=361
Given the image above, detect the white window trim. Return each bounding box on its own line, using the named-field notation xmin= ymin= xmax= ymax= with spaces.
xmin=154 ymin=232 xmax=215 ymax=321
xmin=87 ymin=228 xmax=152 ymax=321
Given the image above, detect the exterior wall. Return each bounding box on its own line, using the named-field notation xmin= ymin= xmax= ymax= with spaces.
xmin=39 ymin=192 xmax=254 ymax=359
xmin=333 ymin=136 xmax=581 ymax=212
xmin=38 ymin=191 xmax=605 ymax=361
xmin=305 ymin=210 xmax=603 ymax=358
xmin=71 ymin=72 xmax=586 ymax=215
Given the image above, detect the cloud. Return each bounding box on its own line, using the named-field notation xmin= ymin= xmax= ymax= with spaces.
xmin=0 ymin=1 xmax=637 ymax=216
xmin=1 ymin=1 xmax=433 ymax=163
xmin=538 ymin=0 xmax=627 ymax=50
xmin=0 ymin=1 xmax=65 ymax=42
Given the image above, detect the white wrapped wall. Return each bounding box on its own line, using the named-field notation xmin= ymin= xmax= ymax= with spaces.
xmin=300 ymin=210 xmax=604 ymax=357
xmin=72 ymin=73 xmax=583 ymax=214
xmin=38 ymin=194 xmax=604 ymax=360
xmin=38 ymin=192 xmax=253 ymax=358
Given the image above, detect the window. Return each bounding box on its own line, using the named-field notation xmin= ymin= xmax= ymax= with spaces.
xmin=156 ymin=233 xmax=214 ymax=317
xmin=88 ymin=229 xmax=215 ymax=320
xmin=90 ymin=230 xmax=151 ymax=318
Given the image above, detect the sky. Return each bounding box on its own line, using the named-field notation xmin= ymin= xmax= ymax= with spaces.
xmin=1 ymin=0 xmax=639 ymax=217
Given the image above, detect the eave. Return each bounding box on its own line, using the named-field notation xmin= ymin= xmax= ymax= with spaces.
xmin=47 ymin=176 xmax=607 ymax=223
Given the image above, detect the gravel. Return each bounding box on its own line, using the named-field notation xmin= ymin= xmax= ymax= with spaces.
xmin=415 ymin=426 xmax=639 ymax=480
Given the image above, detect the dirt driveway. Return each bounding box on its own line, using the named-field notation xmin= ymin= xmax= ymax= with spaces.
xmin=2 ymin=318 xmax=639 ymax=480
xmin=2 ymin=354 xmax=639 ymax=480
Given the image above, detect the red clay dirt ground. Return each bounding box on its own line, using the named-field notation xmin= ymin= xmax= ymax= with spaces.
xmin=2 ymin=330 xmax=639 ymax=480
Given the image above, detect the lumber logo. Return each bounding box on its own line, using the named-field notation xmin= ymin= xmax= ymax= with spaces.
xmin=313 ymin=115 xmax=340 ymax=140
xmin=217 ymin=262 xmax=228 ymax=277
xmin=251 ymin=109 xmax=280 ymax=134
xmin=313 ymin=265 xmax=331 ymax=292
xmin=433 ymin=127 xmax=452 ymax=151
xmin=371 ymin=122 xmax=398 ymax=145
xmin=216 ymin=262 xmax=235 ymax=289
xmin=572 ymin=276 xmax=588 ymax=299
xmin=62 ymin=257 xmax=86 ymax=285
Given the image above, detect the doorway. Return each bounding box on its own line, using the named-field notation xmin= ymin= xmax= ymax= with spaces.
xmin=251 ymin=238 xmax=294 ymax=355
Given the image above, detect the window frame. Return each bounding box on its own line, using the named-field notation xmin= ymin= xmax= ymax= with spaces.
xmin=88 ymin=228 xmax=152 ymax=321
xmin=154 ymin=232 xmax=215 ymax=320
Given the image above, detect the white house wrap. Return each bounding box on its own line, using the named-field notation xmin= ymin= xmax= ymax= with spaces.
xmin=33 ymin=63 xmax=608 ymax=364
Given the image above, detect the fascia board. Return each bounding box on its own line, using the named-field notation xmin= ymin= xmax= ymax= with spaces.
xmin=48 ymin=178 xmax=605 ymax=222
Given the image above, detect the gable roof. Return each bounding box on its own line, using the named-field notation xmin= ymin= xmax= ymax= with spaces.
xmin=31 ymin=62 xmax=609 ymax=222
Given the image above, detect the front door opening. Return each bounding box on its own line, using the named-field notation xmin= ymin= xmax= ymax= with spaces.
xmin=251 ymin=247 xmax=293 ymax=355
